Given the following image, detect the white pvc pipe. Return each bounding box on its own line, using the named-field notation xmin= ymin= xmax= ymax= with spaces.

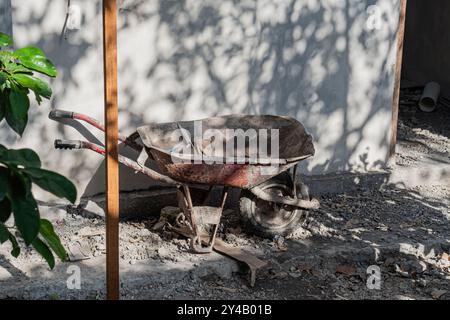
xmin=419 ymin=82 xmax=440 ymax=112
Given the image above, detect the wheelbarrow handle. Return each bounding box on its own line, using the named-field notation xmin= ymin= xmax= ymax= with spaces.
xmin=49 ymin=110 xmax=74 ymax=120
xmin=54 ymin=139 xmax=83 ymax=150
xmin=49 ymin=109 xmax=142 ymax=152
xmin=54 ymin=139 xmax=106 ymax=155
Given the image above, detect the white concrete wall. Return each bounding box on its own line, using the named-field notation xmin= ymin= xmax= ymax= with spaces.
xmin=2 ymin=0 xmax=400 ymax=203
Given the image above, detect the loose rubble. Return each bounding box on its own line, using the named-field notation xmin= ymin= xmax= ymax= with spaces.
xmin=1 ymin=183 xmax=449 ymax=300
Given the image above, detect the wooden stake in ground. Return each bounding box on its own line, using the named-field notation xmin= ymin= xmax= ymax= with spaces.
xmin=389 ymin=0 xmax=408 ymax=158
xmin=102 ymin=0 xmax=120 ymax=300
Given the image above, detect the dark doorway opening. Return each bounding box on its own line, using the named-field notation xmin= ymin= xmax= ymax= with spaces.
xmin=394 ymin=0 xmax=450 ymax=178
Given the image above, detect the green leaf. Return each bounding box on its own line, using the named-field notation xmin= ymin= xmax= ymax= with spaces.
xmin=6 ymin=63 xmax=33 ymax=75
xmin=0 ymin=51 xmax=14 ymax=65
xmin=0 ymin=197 xmax=12 ymax=223
xmin=11 ymin=191 xmax=40 ymax=246
xmin=9 ymin=233 xmax=20 ymax=257
xmin=0 ymin=32 xmax=13 ymax=47
xmin=0 ymin=167 xmax=7 ymax=201
xmin=0 ymin=103 xmax=4 ymax=122
xmin=34 ymin=92 xmax=43 ymax=105
xmin=0 ymin=147 xmax=41 ymax=168
xmin=0 ymin=96 xmax=5 ymax=122
xmin=14 ymin=46 xmax=57 ymax=77
xmin=39 ymin=219 xmax=67 ymax=261
xmin=0 ymin=223 xmax=20 ymax=257
xmin=32 ymin=237 xmax=55 ymax=269
xmin=0 ymin=167 xmax=11 ymax=223
xmin=14 ymin=46 xmax=45 ymax=58
xmin=24 ymin=168 xmax=77 ymax=203
xmin=6 ymin=90 xmax=29 ymax=136
xmin=11 ymin=73 xmax=52 ymax=99
xmin=8 ymin=170 xmax=32 ymax=197
xmin=0 ymin=72 xmax=6 ymax=86
xmin=0 ymin=222 xmax=8 ymax=243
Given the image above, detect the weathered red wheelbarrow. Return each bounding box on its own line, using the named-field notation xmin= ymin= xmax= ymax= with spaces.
xmin=49 ymin=110 xmax=319 ymax=255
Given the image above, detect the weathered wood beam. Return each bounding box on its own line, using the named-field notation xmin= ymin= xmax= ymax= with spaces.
xmin=102 ymin=0 xmax=120 ymax=300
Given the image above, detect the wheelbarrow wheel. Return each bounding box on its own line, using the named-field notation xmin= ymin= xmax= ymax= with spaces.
xmin=239 ymin=172 xmax=310 ymax=238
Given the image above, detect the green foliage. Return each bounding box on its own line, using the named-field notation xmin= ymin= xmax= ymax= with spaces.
xmin=0 ymin=33 xmax=75 ymax=269
xmin=0 ymin=32 xmax=56 ymax=136
xmin=0 ymin=145 xmax=75 ymax=267
xmin=0 ymin=32 xmax=13 ymax=47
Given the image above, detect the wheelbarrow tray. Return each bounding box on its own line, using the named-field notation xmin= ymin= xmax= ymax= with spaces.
xmin=136 ymin=115 xmax=314 ymax=189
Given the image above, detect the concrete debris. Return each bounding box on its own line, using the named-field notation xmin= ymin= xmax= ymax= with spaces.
xmin=431 ymin=289 xmax=448 ymax=300
xmin=152 ymin=206 xmax=181 ymax=231
xmin=67 ymin=240 xmax=92 ymax=261
xmin=273 ymin=235 xmax=288 ymax=252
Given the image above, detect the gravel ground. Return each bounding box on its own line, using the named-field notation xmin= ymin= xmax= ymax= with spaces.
xmin=396 ymin=88 xmax=450 ymax=167
xmin=1 ymin=183 xmax=449 ymax=300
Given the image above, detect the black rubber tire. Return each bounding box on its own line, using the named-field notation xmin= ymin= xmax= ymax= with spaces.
xmin=239 ymin=172 xmax=310 ymax=239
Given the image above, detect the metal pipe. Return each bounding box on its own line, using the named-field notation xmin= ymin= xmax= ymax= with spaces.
xmin=419 ymin=82 xmax=440 ymax=112
xmin=49 ymin=109 xmax=143 ymax=152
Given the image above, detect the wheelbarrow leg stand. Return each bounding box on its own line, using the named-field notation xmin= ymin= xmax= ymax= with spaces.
xmin=176 ymin=185 xmax=228 ymax=254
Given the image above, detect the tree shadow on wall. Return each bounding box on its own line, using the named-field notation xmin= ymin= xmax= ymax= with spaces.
xmin=118 ymin=0 xmax=398 ymax=175
xmin=5 ymin=0 xmax=400 ymax=211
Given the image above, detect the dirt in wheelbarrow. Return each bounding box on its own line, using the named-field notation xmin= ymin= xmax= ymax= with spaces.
xmin=0 ymin=183 xmax=449 ymax=300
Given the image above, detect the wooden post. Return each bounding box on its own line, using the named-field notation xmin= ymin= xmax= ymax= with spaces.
xmin=102 ymin=0 xmax=120 ymax=300
xmin=389 ymin=0 xmax=408 ymax=158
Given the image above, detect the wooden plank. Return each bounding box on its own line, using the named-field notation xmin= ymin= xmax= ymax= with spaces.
xmin=212 ymin=238 xmax=267 ymax=287
xmin=389 ymin=0 xmax=408 ymax=158
xmin=102 ymin=0 xmax=120 ymax=300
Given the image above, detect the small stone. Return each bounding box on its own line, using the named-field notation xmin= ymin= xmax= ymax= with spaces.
xmin=274 ymin=271 xmax=288 ymax=279
xmin=395 ymin=264 xmax=410 ymax=278
xmin=415 ymin=278 xmax=427 ymax=288
xmin=431 ymin=289 xmax=447 ymax=300
xmin=139 ymin=228 xmax=152 ymax=237
xmin=152 ymin=220 xmax=166 ymax=231
xmin=157 ymin=247 xmax=169 ymax=257
xmin=185 ymin=286 xmax=195 ymax=292
xmin=401 ymin=260 xmax=427 ymax=274
xmin=441 ymin=252 xmax=450 ymax=261
xmin=225 ymin=233 xmax=239 ymax=243
xmin=297 ymin=264 xmax=314 ymax=274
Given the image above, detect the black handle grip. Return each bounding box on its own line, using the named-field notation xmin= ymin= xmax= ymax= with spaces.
xmin=54 ymin=139 xmax=82 ymax=150
xmin=49 ymin=110 xmax=74 ymax=120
